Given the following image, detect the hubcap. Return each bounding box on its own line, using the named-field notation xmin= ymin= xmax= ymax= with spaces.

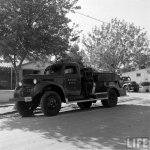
xmin=47 ymin=97 xmax=57 ymax=109
xmin=24 ymin=102 xmax=32 ymax=110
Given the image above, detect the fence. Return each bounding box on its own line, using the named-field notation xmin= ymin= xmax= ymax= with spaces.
xmin=0 ymin=66 xmax=16 ymax=90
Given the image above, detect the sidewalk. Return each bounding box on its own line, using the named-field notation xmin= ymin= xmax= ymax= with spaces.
xmin=0 ymin=103 xmax=16 ymax=115
xmin=0 ymin=90 xmax=14 ymax=103
xmin=0 ymin=90 xmax=15 ymax=115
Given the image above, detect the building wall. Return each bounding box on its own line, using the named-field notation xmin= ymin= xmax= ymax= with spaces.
xmin=0 ymin=67 xmax=16 ymax=90
xmin=0 ymin=90 xmax=14 ymax=103
xmin=122 ymin=68 xmax=150 ymax=84
xmin=0 ymin=62 xmax=52 ymax=89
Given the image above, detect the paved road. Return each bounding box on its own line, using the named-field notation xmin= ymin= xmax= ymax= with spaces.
xmin=0 ymin=93 xmax=150 ymax=150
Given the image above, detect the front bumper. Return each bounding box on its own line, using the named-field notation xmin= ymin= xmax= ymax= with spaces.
xmin=9 ymin=97 xmax=32 ymax=103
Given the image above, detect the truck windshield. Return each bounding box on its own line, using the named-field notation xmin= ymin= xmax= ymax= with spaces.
xmin=44 ymin=64 xmax=62 ymax=75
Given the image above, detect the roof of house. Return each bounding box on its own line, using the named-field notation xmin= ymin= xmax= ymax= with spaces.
xmin=0 ymin=63 xmax=12 ymax=68
xmin=0 ymin=61 xmax=50 ymax=69
xmin=21 ymin=61 xmax=51 ymax=70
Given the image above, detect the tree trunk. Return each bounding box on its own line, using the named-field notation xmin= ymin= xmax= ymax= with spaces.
xmin=14 ymin=67 xmax=21 ymax=88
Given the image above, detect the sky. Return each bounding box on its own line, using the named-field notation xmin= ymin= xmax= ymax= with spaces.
xmin=68 ymin=0 xmax=150 ymax=37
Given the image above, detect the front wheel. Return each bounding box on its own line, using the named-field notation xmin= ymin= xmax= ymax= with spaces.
xmin=101 ymin=89 xmax=118 ymax=107
xmin=15 ymin=101 xmax=34 ymax=117
xmin=77 ymin=101 xmax=92 ymax=109
xmin=40 ymin=91 xmax=61 ymax=116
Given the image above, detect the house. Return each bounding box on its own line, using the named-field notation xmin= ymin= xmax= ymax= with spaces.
xmin=122 ymin=67 xmax=150 ymax=84
xmin=19 ymin=61 xmax=51 ymax=79
xmin=0 ymin=61 xmax=51 ymax=89
xmin=0 ymin=64 xmax=15 ymax=89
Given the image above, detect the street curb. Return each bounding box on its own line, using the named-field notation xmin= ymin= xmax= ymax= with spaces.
xmin=0 ymin=110 xmax=17 ymax=116
xmin=0 ymin=104 xmax=14 ymax=108
xmin=118 ymin=98 xmax=135 ymax=103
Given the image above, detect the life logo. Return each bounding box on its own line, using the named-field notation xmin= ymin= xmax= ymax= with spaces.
xmin=126 ymin=137 xmax=150 ymax=149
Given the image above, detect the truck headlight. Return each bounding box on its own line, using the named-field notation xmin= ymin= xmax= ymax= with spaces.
xmin=33 ymin=79 xmax=37 ymax=84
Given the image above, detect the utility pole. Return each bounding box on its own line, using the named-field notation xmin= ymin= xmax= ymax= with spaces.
xmin=11 ymin=67 xmax=13 ymax=90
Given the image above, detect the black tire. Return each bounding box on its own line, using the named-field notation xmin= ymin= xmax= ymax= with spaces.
xmin=15 ymin=101 xmax=34 ymax=117
xmin=134 ymin=88 xmax=139 ymax=92
xmin=77 ymin=101 xmax=92 ymax=109
xmin=40 ymin=91 xmax=61 ymax=116
xmin=101 ymin=100 xmax=109 ymax=107
xmin=101 ymin=89 xmax=118 ymax=107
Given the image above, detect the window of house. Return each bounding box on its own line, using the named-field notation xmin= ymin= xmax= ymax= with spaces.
xmin=136 ymin=73 xmax=141 ymax=77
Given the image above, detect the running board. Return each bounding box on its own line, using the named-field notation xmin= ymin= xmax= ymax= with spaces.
xmin=66 ymin=97 xmax=108 ymax=104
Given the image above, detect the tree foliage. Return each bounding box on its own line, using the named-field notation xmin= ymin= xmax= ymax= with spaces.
xmin=0 ymin=0 xmax=80 ymax=85
xmin=82 ymin=18 xmax=150 ymax=72
xmin=55 ymin=44 xmax=84 ymax=67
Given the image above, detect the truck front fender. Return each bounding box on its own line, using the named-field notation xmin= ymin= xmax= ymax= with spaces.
xmin=33 ymin=81 xmax=66 ymax=102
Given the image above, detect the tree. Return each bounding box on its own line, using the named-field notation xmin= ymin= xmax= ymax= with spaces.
xmin=55 ymin=43 xmax=84 ymax=67
xmin=82 ymin=18 xmax=150 ymax=72
xmin=0 ymin=0 xmax=80 ymax=86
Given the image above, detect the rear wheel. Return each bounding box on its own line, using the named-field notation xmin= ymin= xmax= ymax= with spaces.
xmin=101 ymin=89 xmax=118 ymax=107
xmin=40 ymin=91 xmax=61 ymax=116
xmin=15 ymin=101 xmax=34 ymax=117
xmin=134 ymin=88 xmax=139 ymax=92
xmin=77 ymin=101 xmax=92 ymax=109
xmin=101 ymin=100 xmax=109 ymax=107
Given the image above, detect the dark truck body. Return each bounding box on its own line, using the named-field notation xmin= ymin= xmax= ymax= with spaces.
xmin=10 ymin=62 xmax=126 ymax=117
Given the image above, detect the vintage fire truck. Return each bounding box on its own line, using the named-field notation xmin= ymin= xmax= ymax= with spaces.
xmin=10 ymin=62 xmax=126 ymax=117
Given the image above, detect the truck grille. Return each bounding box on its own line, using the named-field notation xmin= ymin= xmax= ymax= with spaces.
xmin=22 ymin=79 xmax=33 ymax=85
xmin=21 ymin=87 xmax=32 ymax=97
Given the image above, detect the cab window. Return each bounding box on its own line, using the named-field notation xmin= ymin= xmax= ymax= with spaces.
xmin=44 ymin=64 xmax=62 ymax=75
xmin=64 ymin=66 xmax=77 ymax=74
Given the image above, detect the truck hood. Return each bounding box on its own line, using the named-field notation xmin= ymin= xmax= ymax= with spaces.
xmin=22 ymin=74 xmax=61 ymax=85
xmin=24 ymin=74 xmax=57 ymax=79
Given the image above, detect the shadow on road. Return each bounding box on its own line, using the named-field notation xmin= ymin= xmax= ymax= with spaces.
xmin=0 ymin=104 xmax=150 ymax=150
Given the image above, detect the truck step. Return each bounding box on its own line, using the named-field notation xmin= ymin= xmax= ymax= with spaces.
xmin=90 ymin=92 xmax=108 ymax=99
xmin=66 ymin=97 xmax=108 ymax=104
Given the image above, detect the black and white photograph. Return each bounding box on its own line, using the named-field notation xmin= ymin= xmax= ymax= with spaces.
xmin=0 ymin=0 xmax=150 ymax=149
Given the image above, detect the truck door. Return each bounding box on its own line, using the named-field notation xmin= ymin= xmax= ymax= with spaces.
xmin=64 ymin=65 xmax=81 ymax=95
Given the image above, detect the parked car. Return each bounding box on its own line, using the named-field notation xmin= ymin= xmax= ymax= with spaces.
xmin=139 ymin=82 xmax=150 ymax=92
xmin=121 ymin=76 xmax=139 ymax=92
xmin=123 ymin=81 xmax=139 ymax=92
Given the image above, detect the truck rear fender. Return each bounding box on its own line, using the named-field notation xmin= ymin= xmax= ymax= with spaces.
xmin=108 ymin=87 xmax=120 ymax=97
